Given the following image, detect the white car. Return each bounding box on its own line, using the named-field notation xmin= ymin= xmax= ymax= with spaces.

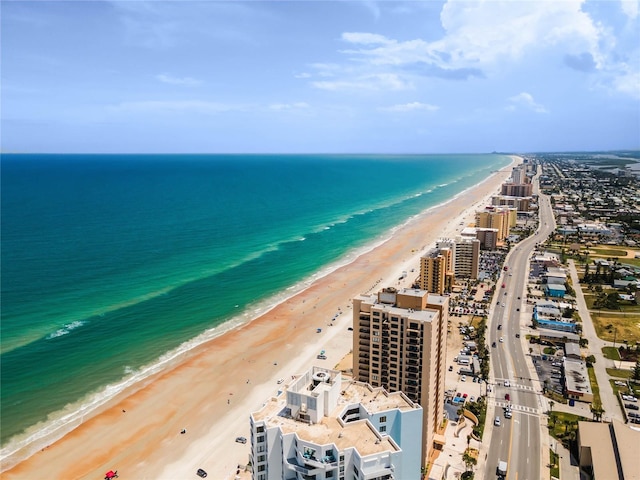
xmin=499 ymin=336 xmax=504 ymax=343
xmin=494 ymin=417 xmax=501 ymax=426
xmin=461 ymin=375 xmax=467 ymax=382
xmin=622 ymin=395 xmax=638 ymax=402
xmin=277 ymin=378 xmax=284 ymax=384
xmin=504 ymin=410 xmax=512 ymax=419
xmin=504 ymin=380 xmax=511 ymax=387
xmin=614 ymin=381 xmax=627 ymax=387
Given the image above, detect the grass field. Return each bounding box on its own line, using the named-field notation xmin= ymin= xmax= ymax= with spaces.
xmin=590 ymin=248 xmax=630 ymax=257
xmin=606 ymin=367 xmax=632 ymax=379
xmin=589 ymin=312 xmax=640 ymax=343
xmin=602 ymin=346 xmax=621 ymax=360
xmin=548 ymin=411 xmax=588 ymax=447
xmin=588 ymin=366 xmax=601 ymax=407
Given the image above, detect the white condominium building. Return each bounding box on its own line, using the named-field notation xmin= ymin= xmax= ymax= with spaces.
xmin=249 ymin=366 xmax=423 ymax=480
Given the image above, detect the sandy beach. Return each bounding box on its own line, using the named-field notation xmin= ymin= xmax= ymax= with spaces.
xmin=1 ymin=157 xmax=518 ymax=480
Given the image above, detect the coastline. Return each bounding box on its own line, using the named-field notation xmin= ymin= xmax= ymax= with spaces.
xmin=1 ymin=156 xmax=519 ymax=479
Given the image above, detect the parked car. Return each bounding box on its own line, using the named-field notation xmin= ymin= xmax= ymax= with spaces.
xmin=614 ymin=381 xmax=626 ymax=386
xmin=515 ymin=333 xmax=520 ymax=338
xmin=461 ymin=375 xmax=467 ymax=382
xmin=235 ymin=436 xmax=247 ymax=444
xmin=622 ymin=395 xmax=638 ymax=402
xmin=197 ymin=469 xmax=208 ymax=478
xmin=626 ymin=403 xmax=639 ymax=410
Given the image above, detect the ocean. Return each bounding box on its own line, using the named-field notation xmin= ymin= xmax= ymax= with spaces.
xmin=0 ymin=153 xmax=510 ymax=458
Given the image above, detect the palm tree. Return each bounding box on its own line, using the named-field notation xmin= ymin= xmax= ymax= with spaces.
xmin=463 ymin=449 xmax=477 ymax=472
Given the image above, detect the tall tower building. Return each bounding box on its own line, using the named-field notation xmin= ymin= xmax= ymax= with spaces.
xmin=475 ymin=210 xmax=510 ymax=241
xmin=352 ymin=288 xmax=449 ymax=465
xmin=419 ymin=248 xmax=451 ymax=294
xmin=454 ymin=237 xmax=480 ymax=279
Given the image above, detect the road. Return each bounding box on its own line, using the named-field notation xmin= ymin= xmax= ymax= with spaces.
xmin=483 ymin=179 xmax=556 ymax=480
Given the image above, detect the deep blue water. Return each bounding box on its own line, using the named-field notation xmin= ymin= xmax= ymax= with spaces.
xmin=0 ymin=153 xmax=509 ymax=452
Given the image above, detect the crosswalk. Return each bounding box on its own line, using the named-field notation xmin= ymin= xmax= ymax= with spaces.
xmin=493 ymin=400 xmax=541 ymax=415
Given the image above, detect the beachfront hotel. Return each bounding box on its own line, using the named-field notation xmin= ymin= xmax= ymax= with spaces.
xmin=249 ymin=366 xmax=423 ymax=480
xmin=352 ymin=288 xmax=449 ymax=465
xmin=475 ymin=209 xmax=511 ymax=240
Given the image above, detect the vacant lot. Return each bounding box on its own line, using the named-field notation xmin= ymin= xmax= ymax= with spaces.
xmin=590 ymin=312 xmax=640 ymax=344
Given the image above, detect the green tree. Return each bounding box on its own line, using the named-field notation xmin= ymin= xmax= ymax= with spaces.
xmin=463 ymin=449 xmax=477 ymax=472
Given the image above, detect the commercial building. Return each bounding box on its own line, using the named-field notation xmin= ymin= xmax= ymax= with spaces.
xmin=563 ymin=358 xmax=593 ymax=403
xmin=249 ymin=366 xmax=423 ymax=480
xmin=352 ymin=288 xmax=449 ymax=464
xmin=577 ymin=420 xmax=640 ymax=479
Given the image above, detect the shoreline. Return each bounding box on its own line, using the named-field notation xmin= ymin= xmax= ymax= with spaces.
xmin=1 ymin=156 xmax=519 ymax=479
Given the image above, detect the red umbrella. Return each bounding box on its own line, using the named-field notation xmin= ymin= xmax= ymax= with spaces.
xmin=105 ymin=471 xmax=116 ymax=479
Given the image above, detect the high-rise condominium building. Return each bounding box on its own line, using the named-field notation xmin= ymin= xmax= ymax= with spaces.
xmin=249 ymin=366 xmax=423 ymax=480
xmin=418 ymin=248 xmax=452 ymax=294
xmin=352 ymin=288 xmax=449 ymax=465
xmin=436 ymin=237 xmax=480 ymax=280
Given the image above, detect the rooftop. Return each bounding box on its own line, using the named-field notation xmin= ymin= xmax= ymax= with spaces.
xmin=252 ymin=375 xmax=419 ymax=456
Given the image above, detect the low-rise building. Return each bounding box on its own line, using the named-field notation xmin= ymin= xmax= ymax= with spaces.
xmin=577 ymin=420 xmax=640 ymax=479
xmin=563 ymin=359 xmax=593 ymax=403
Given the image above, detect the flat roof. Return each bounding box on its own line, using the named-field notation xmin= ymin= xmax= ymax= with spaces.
xmin=579 ymin=421 xmax=640 ymax=480
xmin=564 ymin=359 xmax=592 ymax=396
xmin=252 ymin=379 xmax=419 ymax=456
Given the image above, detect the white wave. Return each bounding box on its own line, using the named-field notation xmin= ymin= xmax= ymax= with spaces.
xmin=46 ymin=321 xmax=86 ymax=340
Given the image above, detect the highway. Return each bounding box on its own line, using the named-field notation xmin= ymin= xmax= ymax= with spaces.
xmin=483 ymin=180 xmax=556 ymax=480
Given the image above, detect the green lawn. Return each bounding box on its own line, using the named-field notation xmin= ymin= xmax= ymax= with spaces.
xmin=549 ymin=449 xmax=560 ymax=479
xmin=606 ymin=367 xmax=632 ymax=379
xmin=590 ymin=248 xmax=630 ymax=257
xmin=588 ymin=366 xmax=601 ymax=407
xmin=548 ymin=412 xmax=588 ymax=448
xmin=602 ymin=346 xmax=621 ymax=360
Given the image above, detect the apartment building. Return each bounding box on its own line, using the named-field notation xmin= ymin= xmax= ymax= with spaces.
xmin=352 ymin=288 xmax=449 ymax=464
xmin=418 ymin=248 xmax=452 ymax=294
xmin=475 ymin=210 xmax=510 ymax=241
xmin=249 ymin=366 xmax=423 ymax=480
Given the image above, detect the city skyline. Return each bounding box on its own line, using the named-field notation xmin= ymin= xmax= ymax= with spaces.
xmin=2 ymin=0 xmax=639 ymax=154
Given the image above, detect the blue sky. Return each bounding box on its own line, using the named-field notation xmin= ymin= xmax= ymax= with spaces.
xmin=2 ymin=0 xmax=639 ymax=153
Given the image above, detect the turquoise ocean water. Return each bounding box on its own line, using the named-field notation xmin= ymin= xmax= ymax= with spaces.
xmin=0 ymin=153 xmax=509 ymax=457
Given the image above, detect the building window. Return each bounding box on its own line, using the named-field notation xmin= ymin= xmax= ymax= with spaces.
xmin=256 ymin=425 xmax=265 ymax=433
xmin=258 ymin=475 xmax=266 ymax=480
xmin=257 ymin=435 xmax=265 ymax=443
xmin=380 ymin=416 xmax=386 ymax=423
xmin=257 ymin=465 xmax=265 ymax=472
xmin=257 ymin=445 xmax=265 ymax=453
xmin=327 ymin=471 xmax=334 ymax=478
xmin=380 ymin=425 xmax=386 ymax=433
xmin=372 ymin=375 xmax=378 ymax=381
xmin=258 ymin=455 xmax=266 ymax=463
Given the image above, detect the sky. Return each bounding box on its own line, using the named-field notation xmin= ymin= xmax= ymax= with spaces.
xmin=1 ymin=0 xmax=639 ymax=154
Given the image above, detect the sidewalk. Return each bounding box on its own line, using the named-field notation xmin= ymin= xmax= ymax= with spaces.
xmin=567 ymin=260 xmax=623 ymax=422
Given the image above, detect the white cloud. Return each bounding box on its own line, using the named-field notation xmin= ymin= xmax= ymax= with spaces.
xmin=341 ymin=32 xmax=393 ymax=45
xmin=620 ymin=0 xmax=638 ymax=19
xmin=156 ymin=73 xmax=202 ymax=86
xmin=380 ymin=102 xmax=439 ymax=112
xmin=269 ymin=102 xmax=310 ymax=110
xmin=312 ymin=73 xmax=412 ymax=92
xmin=294 ymin=72 xmax=312 ymax=79
xmin=507 ymin=92 xmax=548 ymax=113
xmin=107 ymin=100 xmax=244 ymax=114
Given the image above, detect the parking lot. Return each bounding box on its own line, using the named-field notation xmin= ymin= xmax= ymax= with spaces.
xmin=532 ymin=353 xmax=564 ymax=395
